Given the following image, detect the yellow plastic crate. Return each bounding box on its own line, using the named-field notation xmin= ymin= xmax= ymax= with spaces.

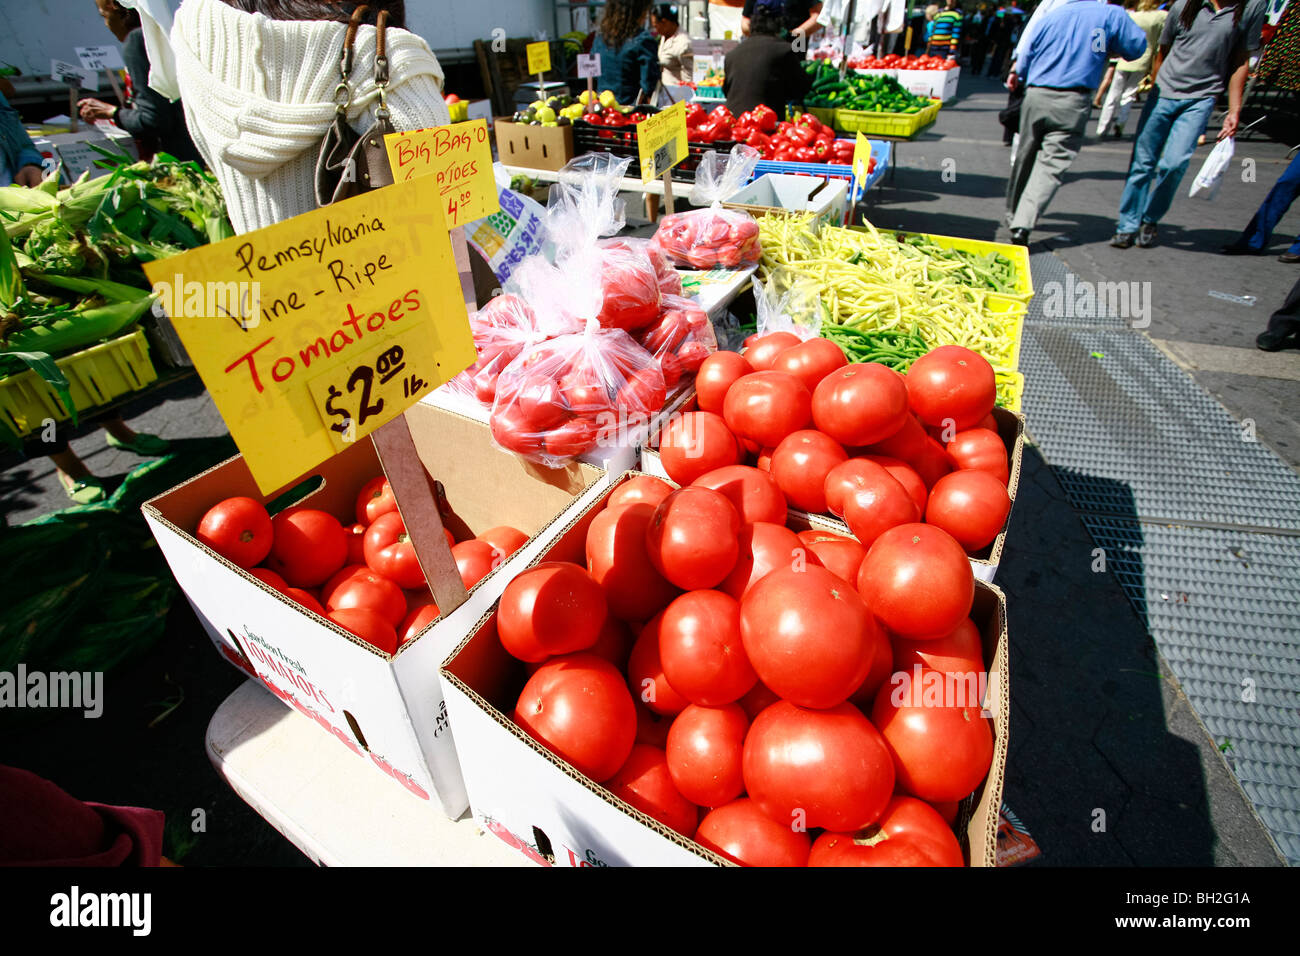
xmin=834 ymin=98 xmax=940 ymax=137
xmin=792 ymin=105 xmax=837 ymax=127
xmin=0 ymin=327 xmax=159 ymax=437
xmin=894 ymin=230 xmax=1034 ymax=302
xmin=984 ymin=295 xmax=1026 ymax=371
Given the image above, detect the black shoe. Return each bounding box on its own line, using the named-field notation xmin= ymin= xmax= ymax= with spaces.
xmin=1256 ymin=329 xmax=1298 ymax=351
xmin=1110 ymin=231 xmax=1136 ymax=249
xmin=1280 ymin=252 xmax=1300 ymax=263
xmin=1220 ymin=243 xmax=1261 ymax=256
xmin=1009 ymin=228 xmax=1029 ymax=246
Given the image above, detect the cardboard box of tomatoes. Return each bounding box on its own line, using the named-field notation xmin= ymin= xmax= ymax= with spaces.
xmin=440 ymin=470 xmax=1010 ymax=867
xmin=637 ymin=362 xmax=1025 ymax=583
xmin=143 ymin=403 xmax=612 ymax=816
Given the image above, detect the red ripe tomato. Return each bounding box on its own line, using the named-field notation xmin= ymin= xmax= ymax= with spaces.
xmin=722 ymin=371 xmax=812 ymax=448
xmin=362 ymin=511 xmax=426 ymax=589
xmin=399 ymin=603 xmax=440 ymax=646
xmin=925 ymin=470 xmax=1011 ymax=552
xmin=616 ymin=366 xmax=667 ymax=418
xmin=345 ymin=522 xmax=368 ymax=565
xmin=905 ymin=346 xmax=996 ymax=431
xmin=771 ymin=337 xmax=848 ymax=392
xmin=812 ymin=363 xmax=909 ymax=446
xmin=249 ymin=566 xmax=288 ymax=592
xmin=543 ymin=416 xmax=599 ymax=459
xmin=742 ymin=331 xmax=801 ymax=371
xmin=771 ymin=430 xmax=848 ymax=513
xmin=658 ymin=590 xmax=756 ymax=705
xmin=864 ymin=414 xmax=956 ymax=489
xmin=893 ymin=617 xmax=984 ymax=676
xmin=808 ymin=796 xmax=964 ymax=867
xmin=695 ymin=798 xmax=810 ymax=867
xmin=861 ymin=455 xmax=929 ymax=513
xmin=607 ymin=475 xmax=675 ymax=510
xmin=588 ymin=616 xmax=633 ymax=669
xmin=743 ymin=700 xmax=895 ymax=832
xmin=321 ymin=563 xmax=369 ymax=604
xmin=695 ymin=351 xmax=753 ymax=414
xmin=326 ymin=567 xmax=407 ymax=627
xmin=197 ymin=496 xmax=273 ymax=569
xmin=477 ymin=525 xmax=529 ymax=559
xmin=516 ymin=379 xmax=568 ymax=433
xmin=328 ymin=606 xmax=398 ymax=654
xmin=497 ymin=562 xmax=607 ymax=662
xmin=605 ymin=744 xmax=699 ymax=837
xmin=355 ymin=476 xmax=397 ymax=525
xmin=754 ymin=446 xmax=774 ymax=472
xmin=452 ymin=539 xmax=502 ymax=589
xmin=841 ymin=464 xmax=920 ymax=547
xmin=645 ymin=487 xmax=741 ymax=591
xmin=739 ymin=680 xmax=781 ymax=720
xmin=691 ymin=464 xmax=787 ymax=526
xmin=871 ymin=670 xmax=994 ymax=802
xmin=585 ymin=502 xmax=680 ymax=622
xmin=946 ymin=428 xmax=1010 ymax=485
xmin=796 ymin=530 xmax=866 ymax=586
xmin=658 ymin=411 xmax=742 ymax=486
xmin=739 ymin=565 xmax=877 ymax=708
xmin=514 ymin=653 xmax=637 ymax=783
xmin=628 ymin=614 xmax=691 ymax=716
xmin=721 ymin=521 xmax=810 ymax=599
xmin=283 ymin=586 xmax=325 ymax=616
xmin=857 ymin=524 xmax=974 ymax=638
xmin=635 ymin=703 xmax=674 ymax=749
xmin=267 ymin=508 xmax=348 ymax=587
xmin=491 ymin=403 xmax=546 ymax=458
xmin=666 ymin=703 xmax=749 ymax=807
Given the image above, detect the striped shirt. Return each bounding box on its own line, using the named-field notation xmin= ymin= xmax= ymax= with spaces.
xmin=930 ymin=10 xmax=964 ymax=52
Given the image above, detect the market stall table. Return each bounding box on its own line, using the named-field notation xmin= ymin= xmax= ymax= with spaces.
xmin=206 ymin=679 xmax=530 ymax=867
xmin=501 ymin=162 xmax=674 ymax=221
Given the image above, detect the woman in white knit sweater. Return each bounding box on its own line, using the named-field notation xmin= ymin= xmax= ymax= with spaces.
xmin=171 ymin=0 xmax=449 ymax=235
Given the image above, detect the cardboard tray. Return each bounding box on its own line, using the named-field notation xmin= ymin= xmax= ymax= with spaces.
xmin=494 ymin=119 xmax=575 ymax=172
xmin=639 ymin=394 xmax=1026 ymax=583
xmin=440 ymin=470 xmax=1010 ymax=866
xmin=142 ymin=402 xmax=609 ymax=817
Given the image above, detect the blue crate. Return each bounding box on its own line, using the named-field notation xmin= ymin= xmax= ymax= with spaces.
xmin=750 ymin=139 xmax=890 ymax=204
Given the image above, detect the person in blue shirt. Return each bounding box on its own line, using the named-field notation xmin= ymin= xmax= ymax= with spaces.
xmin=590 ymin=0 xmax=661 ymax=105
xmin=0 ymin=92 xmax=45 ymax=187
xmin=1003 ymin=0 xmax=1148 ymax=245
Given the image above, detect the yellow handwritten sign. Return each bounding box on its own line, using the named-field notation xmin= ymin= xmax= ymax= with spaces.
xmin=141 ymin=175 xmax=476 ymax=493
xmin=526 ymin=41 xmax=551 ymax=75
xmin=637 ymin=101 xmax=688 ymax=183
xmin=383 ymin=120 xmax=498 ymax=228
xmin=852 ymin=133 xmax=873 ymax=199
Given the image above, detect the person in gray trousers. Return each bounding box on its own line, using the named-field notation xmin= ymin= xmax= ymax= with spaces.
xmin=1004 ymin=0 xmax=1149 ymax=245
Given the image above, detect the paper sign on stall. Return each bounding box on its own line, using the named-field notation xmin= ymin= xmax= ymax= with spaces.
xmin=526 ymin=41 xmax=551 ymax=75
xmin=141 ymin=175 xmax=476 ymax=493
xmin=576 ymin=53 xmax=601 ymax=78
xmin=637 ymin=101 xmax=688 ymax=183
xmin=76 ymin=45 xmax=125 ymax=71
xmin=383 ymin=120 xmax=499 ymax=227
xmin=51 ymin=59 xmax=97 ymax=89
xmin=851 ymin=133 xmax=873 ymax=202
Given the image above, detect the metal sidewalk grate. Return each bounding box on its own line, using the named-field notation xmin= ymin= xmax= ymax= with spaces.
xmin=1079 ymin=516 xmax=1300 ymax=864
xmin=1019 ymin=325 xmax=1300 ymax=531
xmin=1024 ymin=251 xmax=1130 ymax=329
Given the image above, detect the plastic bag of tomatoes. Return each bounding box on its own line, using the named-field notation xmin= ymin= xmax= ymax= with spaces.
xmin=602 ymin=236 xmax=683 ymax=297
xmin=489 ymin=322 xmax=667 ymax=467
xmin=634 ymin=293 xmax=717 ymax=390
xmin=446 ymin=291 xmax=582 ymax=407
xmin=650 ymin=145 xmax=762 ymax=270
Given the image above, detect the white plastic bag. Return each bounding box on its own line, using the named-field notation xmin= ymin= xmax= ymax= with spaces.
xmin=1189 ymin=137 xmax=1233 ymax=201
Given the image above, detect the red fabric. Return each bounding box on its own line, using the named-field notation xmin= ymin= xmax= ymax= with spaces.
xmin=0 ymin=766 xmax=165 ymax=867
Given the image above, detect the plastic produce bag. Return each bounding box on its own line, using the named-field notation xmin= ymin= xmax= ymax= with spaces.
xmin=651 ymin=145 xmax=763 ymax=269
xmin=489 ymin=321 xmax=667 ymax=468
xmin=1189 ymin=137 xmax=1233 ymax=201
xmin=635 ymin=293 xmax=718 ymax=390
xmin=603 ymin=236 xmax=683 ymax=296
xmin=754 ymin=271 xmax=824 ymax=341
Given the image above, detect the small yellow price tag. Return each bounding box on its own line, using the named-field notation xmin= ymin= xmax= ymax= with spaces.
xmin=637 ymin=101 xmax=688 ymax=183
xmin=384 ymin=119 xmax=499 ymax=228
xmin=526 ymin=41 xmax=551 ymax=75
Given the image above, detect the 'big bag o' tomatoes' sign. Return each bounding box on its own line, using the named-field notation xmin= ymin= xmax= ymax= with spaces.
xmin=144 ymin=175 xmax=476 ymax=493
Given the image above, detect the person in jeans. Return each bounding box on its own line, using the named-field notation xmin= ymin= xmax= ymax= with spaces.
xmin=1110 ymin=0 xmax=1255 ymax=249
xmin=1222 ymin=151 xmax=1300 ymax=263
xmin=1254 ymin=275 xmax=1300 ymax=351
xmin=1004 ymin=0 xmax=1148 ymax=245
xmin=1097 ymin=0 xmax=1169 ymax=137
